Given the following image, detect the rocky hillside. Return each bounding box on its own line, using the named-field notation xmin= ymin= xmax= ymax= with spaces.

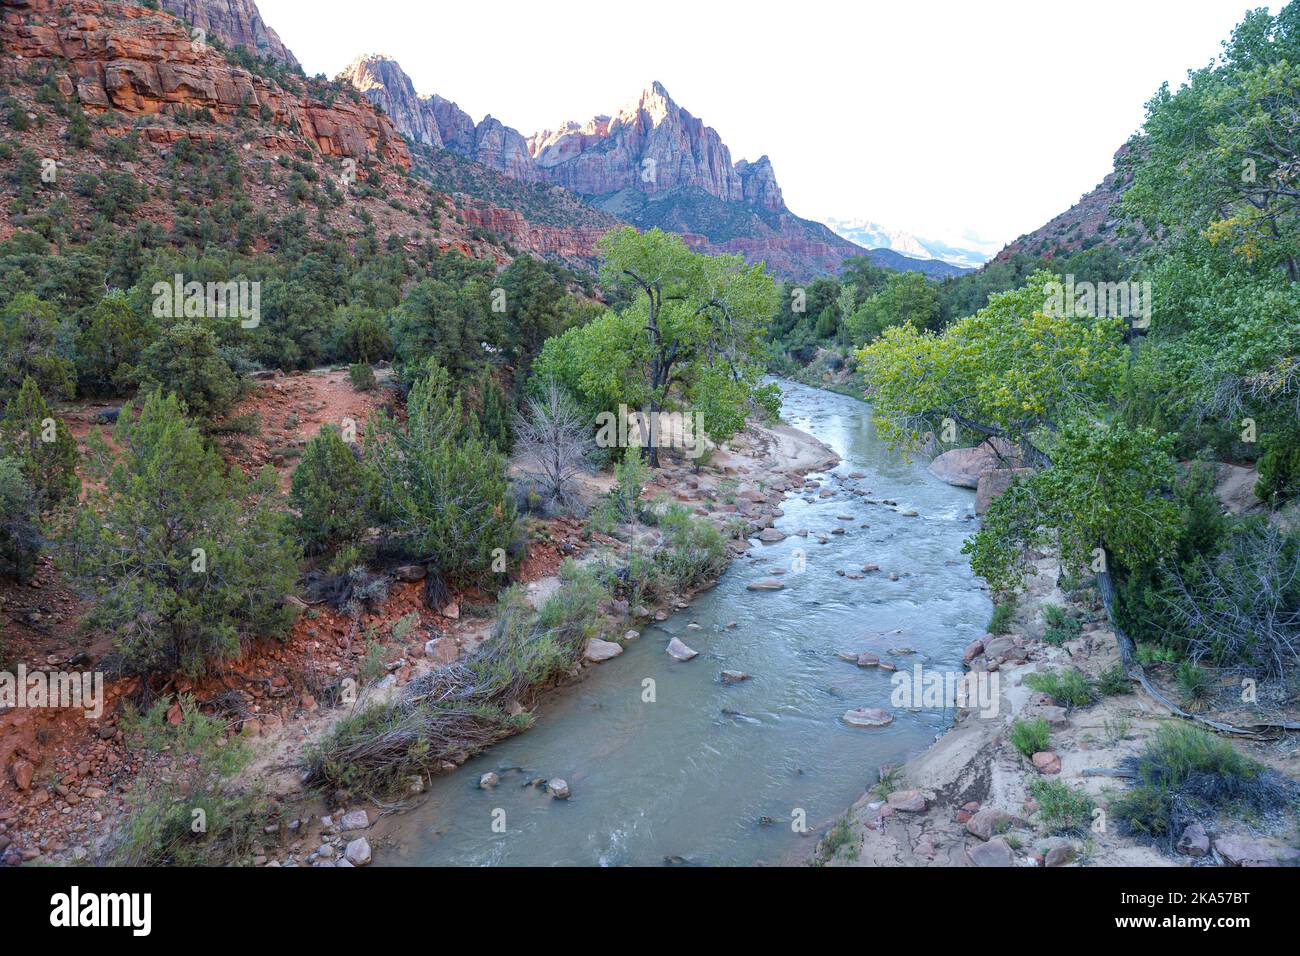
xmin=161 ymin=0 xmax=300 ymax=69
xmin=2 ymin=0 xmax=405 ymax=166
xmin=993 ymin=145 xmax=1141 ymax=262
xmin=342 ymin=56 xmax=954 ymax=279
xmin=0 ymin=0 xmax=621 ymax=272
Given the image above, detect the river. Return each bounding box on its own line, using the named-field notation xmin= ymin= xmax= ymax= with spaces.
xmin=381 ymin=379 xmax=991 ymax=866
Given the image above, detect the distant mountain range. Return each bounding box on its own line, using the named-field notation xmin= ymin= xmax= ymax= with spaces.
xmin=824 ymin=218 xmax=998 ymax=271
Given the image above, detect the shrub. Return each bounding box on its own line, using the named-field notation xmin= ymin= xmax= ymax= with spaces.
xmin=1010 ymin=717 xmax=1051 ymax=757
xmin=348 ymin=362 xmax=376 ymax=392
xmin=1112 ymin=723 xmax=1295 ymax=850
xmin=107 ymin=695 xmax=265 ymax=866
xmin=135 ymin=322 xmax=242 ymax=420
xmin=1025 ymin=668 xmax=1095 ymax=708
xmin=367 ymin=359 xmax=516 ymax=581
xmin=1042 ymin=604 xmax=1082 ymax=646
xmin=60 ymin=391 xmax=301 ymax=676
xmin=1028 ymin=777 xmax=1095 ymax=835
xmin=1095 ymin=664 xmax=1132 ymax=697
xmin=1175 ymin=661 xmax=1214 ymax=710
xmin=654 ymin=504 xmax=729 ymax=592
xmin=290 ymin=425 xmax=374 ymax=556
xmin=0 ymin=292 xmax=75 ymax=403
xmin=987 ymin=599 xmax=1016 ymax=635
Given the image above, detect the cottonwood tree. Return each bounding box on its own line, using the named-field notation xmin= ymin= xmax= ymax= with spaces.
xmin=537 ymin=227 xmax=779 ymax=467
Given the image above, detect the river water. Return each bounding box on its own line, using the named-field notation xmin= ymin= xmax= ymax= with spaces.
xmin=382 ymin=380 xmax=991 ymax=866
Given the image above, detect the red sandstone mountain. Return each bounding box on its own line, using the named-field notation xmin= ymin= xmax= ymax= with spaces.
xmin=161 ymin=0 xmax=300 ymax=69
xmin=341 ymin=57 xmax=890 ymax=278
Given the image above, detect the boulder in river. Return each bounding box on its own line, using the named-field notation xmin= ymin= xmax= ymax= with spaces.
xmin=547 ymin=779 xmax=571 ymax=800
xmin=757 ymin=528 xmax=786 ymax=542
xmin=479 ymin=772 xmax=500 ymax=790
xmin=842 ymin=707 xmax=893 ymax=728
xmin=584 ymin=638 xmax=624 ymax=662
xmin=720 ymin=670 xmax=751 ymax=683
xmin=666 ymin=637 xmax=699 ymax=661
xmin=747 ymin=578 xmax=785 ymax=591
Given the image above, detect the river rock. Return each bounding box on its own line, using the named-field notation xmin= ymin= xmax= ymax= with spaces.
xmin=966 ymin=808 xmax=1026 ymax=840
xmin=338 ymin=810 xmax=370 ymax=832
xmin=585 ymin=638 xmax=624 ymax=662
xmin=344 ymin=837 xmax=372 ymax=866
xmin=967 ymin=837 xmax=1014 ymax=867
xmin=747 ymin=578 xmax=785 ymax=591
xmin=757 ymin=528 xmax=786 ymax=542
xmin=1031 ymin=751 xmax=1062 ymax=774
xmin=1214 ymin=835 xmax=1300 ymax=866
xmin=479 ymin=772 xmax=500 ymax=790
xmin=886 ymin=789 xmax=928 ymax=813
xmin=1176 ymin=822 xmax=1209 ymax=857
xmin=928 ymin=445 xmax=1001 ymax=488
xmin=843 ymin=707 xmax=893 ymax=728
xmin=962 ymin=639 xmax=985 ymax=663
xmin=666 ymin=638 xmax=698 ymax=661
xmin=975 ymin=468 xmax=1036 ymax=514
xmin=856 ymin=652 xmax=880 ymax=667
xmin=720 ymin=670 xmax=751 ymax=683
xmin=624 ymin=630 xmax=640 ymax=641
xmin=547 ymin=778 xmax=571 ymax=800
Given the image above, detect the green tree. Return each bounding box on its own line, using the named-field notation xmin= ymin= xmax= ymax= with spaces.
xmin=75 ymin=290 xmax=154 ymax=396
xmin=366 ymin=359 xmax=516 ymax=580
xmin=0 ymin=456 xmax=40 ymax=582
xmin=539 ymin=227 xmax=778 ymax=466
xmin=0 ymin=292 xmax=75 ymax=403
xmin=136 ymin=322 xmax=241 ymax=420
xmin=964 ymin=420 xmax=1179 ymax=592
xmin=477 ymin=371 xmax=513 ymax=453
xmin=858 ymin=270 xmax=1127 ymax=460
xmin=290 ymin=425 xmax=374 ymax=557
xmin=0 ymin=376 xmax=78 ymax=511
xmin=847 ymin=270 xmax=941 ymax=344
xmin=60 ymin=391 xmax=300 ymax=677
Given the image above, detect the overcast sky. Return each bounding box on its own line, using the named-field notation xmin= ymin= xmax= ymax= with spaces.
xmin=260 ymin=0 xmax=1269 ymax=250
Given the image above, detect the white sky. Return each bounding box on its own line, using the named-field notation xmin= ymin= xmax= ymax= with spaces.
xmin=260 ymin=0 xmax=1269 ymax=249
